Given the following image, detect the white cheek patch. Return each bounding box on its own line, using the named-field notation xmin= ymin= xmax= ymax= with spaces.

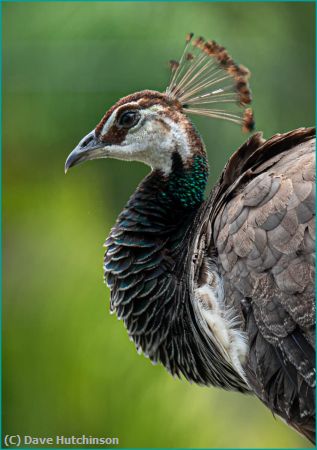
xmin=127 ymin=107 xmax=192 ymax=174
xmin=115 ymin=119 xmax=173 ymax=173
xmin=162 ymin=116 xmax=191 ymax=162
xmin=138 ymin=116 xmax=176 ymax=174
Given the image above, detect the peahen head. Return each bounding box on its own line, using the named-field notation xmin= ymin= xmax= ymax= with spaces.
xmin=65 ymin=90 xmax=200 ymax=176
xmin=65 ymin=34 xmax=254 ymax=177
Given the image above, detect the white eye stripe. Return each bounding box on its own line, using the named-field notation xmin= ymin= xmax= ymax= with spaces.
xmin=100 ymin=102 xmax=141 ymax=136
xmin=101 ymin=109 xmax=117 ymax=136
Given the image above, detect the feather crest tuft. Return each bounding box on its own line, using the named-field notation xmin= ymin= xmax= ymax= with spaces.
xmin=166 ymin=33 xmax=254 ymax=132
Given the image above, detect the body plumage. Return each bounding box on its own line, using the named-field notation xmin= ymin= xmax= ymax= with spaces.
xmin=65 ymin=35 xmax=315 ymax=443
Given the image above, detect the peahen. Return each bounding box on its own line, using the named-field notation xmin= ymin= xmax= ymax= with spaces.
xmin=65 ymin=34 xmax=316 ymax=443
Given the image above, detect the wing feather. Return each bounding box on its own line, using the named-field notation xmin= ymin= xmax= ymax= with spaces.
xmin=190 ymin=127 xmax=316 ymax=442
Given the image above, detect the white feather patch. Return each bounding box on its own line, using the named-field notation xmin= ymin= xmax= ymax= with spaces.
xmin=195 ymin=262 xmax=249 ymax=385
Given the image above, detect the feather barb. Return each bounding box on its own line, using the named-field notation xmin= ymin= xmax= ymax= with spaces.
xmin=166 ymin=34 xmax=254 ymax=132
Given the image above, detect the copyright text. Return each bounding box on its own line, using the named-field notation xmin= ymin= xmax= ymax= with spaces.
xmin=4 ymin=435 xmax=119 ymax=447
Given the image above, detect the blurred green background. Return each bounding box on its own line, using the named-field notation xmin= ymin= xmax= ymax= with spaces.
xmin=3 ymin=2 xmax=315 ymax=448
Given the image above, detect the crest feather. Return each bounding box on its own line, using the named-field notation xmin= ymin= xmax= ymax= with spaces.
xmin=166 ymin=33 xmax=254 ymax=132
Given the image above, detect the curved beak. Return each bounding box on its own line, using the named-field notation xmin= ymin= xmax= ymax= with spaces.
xmin=65 ymin=130 xmax=108 ymax=174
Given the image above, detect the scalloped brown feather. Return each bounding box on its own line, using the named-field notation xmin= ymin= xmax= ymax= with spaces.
xmin=189 ymin=127 xmax=316 ymax=443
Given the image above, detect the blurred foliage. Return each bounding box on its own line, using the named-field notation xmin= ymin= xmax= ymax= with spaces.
xmin=3 ymin=2 xmax=315 ymax=448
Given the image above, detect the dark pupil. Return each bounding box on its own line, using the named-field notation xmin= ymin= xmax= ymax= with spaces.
xmin=119 ymin=111 xmax=138 ymax=128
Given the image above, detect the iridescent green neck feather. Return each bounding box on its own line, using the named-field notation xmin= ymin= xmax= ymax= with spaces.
xmin=161 ymin=153 xmax=209 ymax=210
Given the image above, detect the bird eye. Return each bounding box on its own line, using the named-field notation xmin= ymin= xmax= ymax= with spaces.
xmin=118 ymin=111 xmax=140 ymax=129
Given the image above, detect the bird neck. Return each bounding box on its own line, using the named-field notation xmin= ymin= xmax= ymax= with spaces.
xmin=105 ymin=148 xmax=237 ymax=387
xmin=160 ymin=151 xmax=209 ymax=210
